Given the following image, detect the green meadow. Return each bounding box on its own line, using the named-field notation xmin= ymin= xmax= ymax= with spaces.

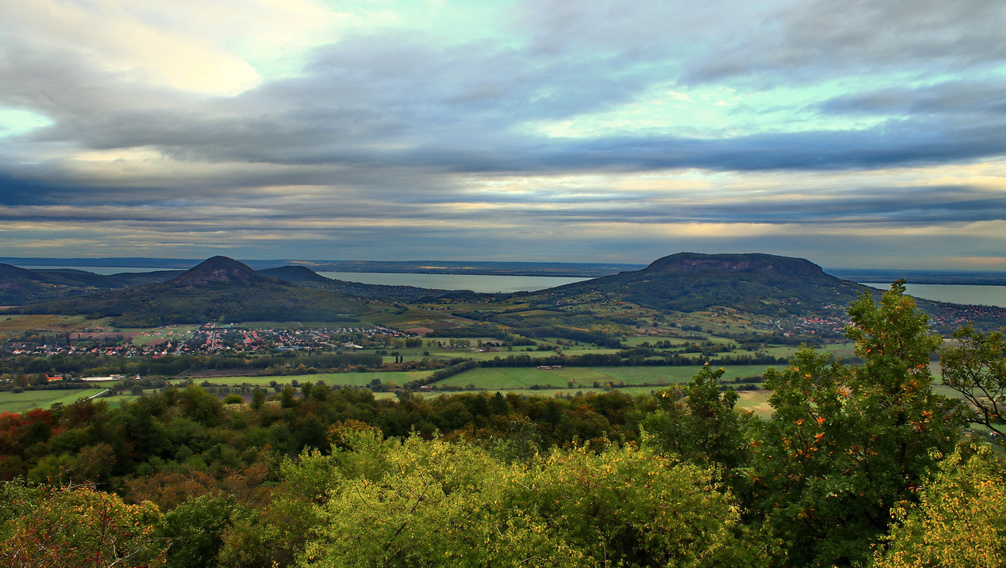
xmin=167 ymin=365 xmax=773 ymax=393
xmin=433 ymin=364 xmax=773 ymax=390
xmin=0 ymin=388 xmax=108 ymax=414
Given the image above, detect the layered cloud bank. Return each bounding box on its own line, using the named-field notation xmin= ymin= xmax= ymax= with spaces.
xmin=1 ymin=0 xmax=1005 ymax=269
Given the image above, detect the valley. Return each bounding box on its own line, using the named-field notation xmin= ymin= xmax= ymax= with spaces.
xmin=2 ymin=253 xmax=1001 ymax=414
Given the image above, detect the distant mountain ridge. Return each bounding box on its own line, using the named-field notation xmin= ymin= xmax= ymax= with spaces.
xmin=0 ymin=263 xmax=65 ymax=305
xmin=537 ymin=252 xmax=868 ymax=316
xmin=14 ymin=257 xmax=365 ymax=326
xmin=0 ymin=263 xmax=164 ymax=305
xmin=7 ymin=253 xmax=1005 ymax=329
xmin=0 ymin=258 xmax=447 ymax=307
xmin=171 ymin=256 xmax=270 ymax=286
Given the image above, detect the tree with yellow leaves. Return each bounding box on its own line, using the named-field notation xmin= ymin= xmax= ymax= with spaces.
xmin=874 ymin=443 xmax=1006 ymax=568
xmin=292 ymin=429 xmax=769 ymax=567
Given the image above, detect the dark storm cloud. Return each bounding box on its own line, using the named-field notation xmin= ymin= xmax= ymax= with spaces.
xmin=444 ymin=184 xmax=1006 ymax=227
xmin=537 ymin=120 xmax=1006 ymax=172
xmin=0 ymin=173 xmax=81 ymax=206
xmin=687 ymin=185 xmax=1006 ymax=226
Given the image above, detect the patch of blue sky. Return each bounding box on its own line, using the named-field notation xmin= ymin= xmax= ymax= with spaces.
xmin=377 ymin=0 xmax=518 ymax=42
xmin=525 ymin=74 xmax=928 ymax=140
xmin=237 ymin=0 xmax=518 ymax=80
xmin=0 ymin=108 xmax=52 ymax=137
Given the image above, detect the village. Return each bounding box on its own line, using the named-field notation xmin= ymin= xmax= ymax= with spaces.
xmin=2 ymin=325 xmax=409 ymax=358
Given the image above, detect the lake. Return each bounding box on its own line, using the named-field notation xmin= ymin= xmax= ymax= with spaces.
xmin=318 ymin=272 xmax=587 ymax=293
xmin=862 ymin=283 xmax=1006 ymax=308
xmin=19 ymin=266 xmax=176 ymax=274
xmin=18 ymin=265 xmax=587 ymax=292
xmin=19 ymin=265 xmax=589 ymax=292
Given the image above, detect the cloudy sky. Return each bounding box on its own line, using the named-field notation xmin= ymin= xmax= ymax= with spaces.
xmin=2 ymin=0 xmax=1005 ymax=269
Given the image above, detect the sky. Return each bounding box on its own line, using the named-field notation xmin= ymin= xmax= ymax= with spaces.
xmin=1 ymin=0 xmax=1006 ymax=270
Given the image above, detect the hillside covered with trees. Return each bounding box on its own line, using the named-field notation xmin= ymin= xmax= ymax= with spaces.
xmin=15 ymin=257 xmax=366 ymax=326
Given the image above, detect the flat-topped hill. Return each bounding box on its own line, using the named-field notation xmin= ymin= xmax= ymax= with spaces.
xmin=537 ymin=252 xmax=868 ymax=316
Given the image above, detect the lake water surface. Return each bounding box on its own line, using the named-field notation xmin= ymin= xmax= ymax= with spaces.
xmin=862 ymin=283 xmax=1006 ymax=308
xmin=19 ymin=265 xmax=587 ymax=292
xmin=318 ymin=272 xmax=587 ymax=293
xmin=19 ymin=266 xmax=177 ymax=274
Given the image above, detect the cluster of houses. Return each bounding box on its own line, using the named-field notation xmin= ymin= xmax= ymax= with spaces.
xmin=3 ymin=325 xmax=410 ymax=358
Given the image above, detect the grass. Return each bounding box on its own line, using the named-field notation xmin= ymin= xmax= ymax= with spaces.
xmin=0 ymin=314 xmax=100 ymax=332
xmin=434 ymin=365 xmax=774 ymax=390
xmin=167 ymin=364 xmax=773 ymax=393
xmin=736 ymin=390 xmax=773 ymax=417
xmin=99 ymin=394 xmax=142 ymax=408
xmin=0 ymin=389 xmax=108 ymax=414
xmin=434 ymin=368 xmax=573 ymax=389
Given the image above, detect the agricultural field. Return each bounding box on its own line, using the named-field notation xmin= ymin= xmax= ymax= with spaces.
xmin=365 ymin=306 xmax=465 ymax=330
xmin=433 ymin=364 xmax=774 ymax=390
xmin=0 ymin=388 xmax=108 ymax=414
xmin=0 ymin=314 xmax=102 ymax=332
xmin=748 ymin=342 xmax=857 ymax=360
xmin=97 ymin=394 xmax=142 ymax=408
xmin=171 ymin=370 xmax=432 ymax=388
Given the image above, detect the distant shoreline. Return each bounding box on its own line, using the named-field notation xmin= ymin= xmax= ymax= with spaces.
xmin=2 ymin=257 xmax=644 ymax=278
xmin=829 ymin=269 xmax=1006 ymax=286
xmin=4 ymin=257 xmax=1006 ymax=285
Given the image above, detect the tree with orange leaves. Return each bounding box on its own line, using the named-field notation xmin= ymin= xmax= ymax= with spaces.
xmin=750 ymin=281 xmax=964 ymax=567
xmin=0 ymin=481 xmax=166 ymax=568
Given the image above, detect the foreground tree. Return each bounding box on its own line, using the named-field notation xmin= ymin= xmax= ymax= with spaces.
xmin=873 ymin=443 xmax=1006 ymax=568
xmin=0 ymin=481 xmax=166 ymax=568
xmin=751 ymin=282 xmax=964 ymax=566
xmin=642 ymin=363 xmax=752 ymax=496
xmin=940 ymin=325 xmax=1006 ymax=438
xmin=293 ymin=429 xmax=768 ymax=567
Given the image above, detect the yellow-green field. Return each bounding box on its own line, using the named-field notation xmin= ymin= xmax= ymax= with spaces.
xmin=736 ymin=390 xmax=773 ymax=417
xmin=167 ymin=365 xmax=771 ymax=392
xmin=435 ymin=365 xmax=773 ymax=390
